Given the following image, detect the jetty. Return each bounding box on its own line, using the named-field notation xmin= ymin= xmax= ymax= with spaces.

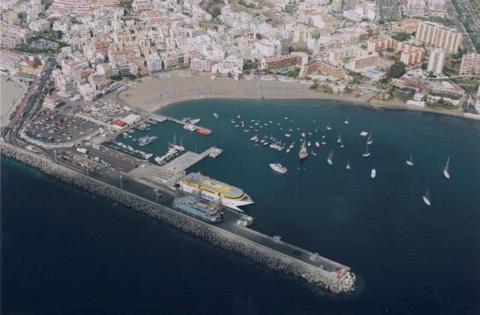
xmin=151 ymin=113 xmax=212 ymax=135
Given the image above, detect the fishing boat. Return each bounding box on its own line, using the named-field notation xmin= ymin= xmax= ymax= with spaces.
xmin=370 ymin=168 xmax=376 ymax=179
xmin=298 ymin=140 xmax=308 ymax=160
xmin=269 ymin=163 xmax=287 ymax=174
xmin=423 ymin=189 xmax=431 ymax=206
xmin=362 ymin=144 xmax=371 ymax=158
xmin=326 ymin=150 xmax=333 ymax=165
xmin=406 ymin=154 xmax=414 ymax=167
xmin=346 ymin=160 xmax=351 ymax=170
xmin=367 ymin=133 xmax=374 ymax=145
xmin=443 ymin=158 xmax=450 ymax=179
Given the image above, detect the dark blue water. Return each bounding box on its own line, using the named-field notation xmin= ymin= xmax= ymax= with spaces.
xmin=2 ymin=99 xmax=480 ymax=314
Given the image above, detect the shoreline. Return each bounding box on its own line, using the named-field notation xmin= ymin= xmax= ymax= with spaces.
xmin=118 ymin=73 xmax=479 ymax=121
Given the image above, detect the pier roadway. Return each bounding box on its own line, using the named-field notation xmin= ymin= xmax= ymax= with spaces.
xmin=218 ymin=210 xmax=348 ymax=273
xmin=50 ymin=151 xmax=348 ymax=275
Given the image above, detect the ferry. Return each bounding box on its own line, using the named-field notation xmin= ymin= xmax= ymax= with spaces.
xmin=173 ymin=195 xmax=221 ymax=223
xmin=269 ymin=163 xmax=287 ymax=174
xmin=177 ymin=172 xmax=254 ymax=212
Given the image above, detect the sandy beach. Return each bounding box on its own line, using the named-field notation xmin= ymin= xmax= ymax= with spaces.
xmin=1 ymin=75 xmax=26 ymax=127
xmin=118 ymin=73 xmax=474 ymax=120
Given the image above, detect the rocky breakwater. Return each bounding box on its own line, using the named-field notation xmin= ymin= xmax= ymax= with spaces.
xmin=1 ymin=143 xmax=356 ymax=293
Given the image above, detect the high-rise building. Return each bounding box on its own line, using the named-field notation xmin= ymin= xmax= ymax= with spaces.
xmin=459 ymin=53 xmax=480 ymax=75
xmin=415 ymin=22 xmax=463 ymax=53
xmin=427 ymin=48 xmax=445 ymax=75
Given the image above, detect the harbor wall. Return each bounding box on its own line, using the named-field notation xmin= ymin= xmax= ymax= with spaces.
xmin=1 ymin=143 xmax=353 ymax=293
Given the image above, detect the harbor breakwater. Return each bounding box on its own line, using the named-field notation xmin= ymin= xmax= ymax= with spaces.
xmin=1 ymin=143 xmax=355 ymax=293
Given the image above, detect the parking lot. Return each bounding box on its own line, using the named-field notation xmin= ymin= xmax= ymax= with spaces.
xmin=24 ymin=109 xmax=99 ymax=144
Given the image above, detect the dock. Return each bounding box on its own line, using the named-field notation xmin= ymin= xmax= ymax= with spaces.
xmin=162 ymin=148 xmax=213 ymax=172
xmin=151 ymin=113 xmax=212 ymax=135
xmin=128 ymin=147 xmax=218 ymax=186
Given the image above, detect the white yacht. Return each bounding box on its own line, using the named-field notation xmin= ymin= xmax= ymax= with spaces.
xmin=337 ymin=134 xmax=342 ymax=144
xmin=269 ymin=163 xmax=288 ymax=174
xmin=346 ymin=160 xmax=351 ymax=170
xmin=315 ymin=141 xmax=320 ymax=147
xmin=360 ymin=131 xmax=368 ymax=137
xmin=362 ymin=145 xmax=371 ymax=158
xmin=423 ymin=189 xmax=431 ymax=206
xmin=344 ymin=118 xmax=349 ymax=125
xmin=213 ymin=113 xmax=219 ymax=118
xmin=406 ymin=154 xmax=414 ymax=167
xmin=299 ymin=140 xmax=308 ymax=160
xmin=370 ymin=169 xmax=376 ymax=179
xmin=367 ymin=133 xmax=374 ymax=145
xmin=327 ymin=150 xmax=333 ymax=165
xmin=443 ymin=158 xmax=450 ymax=179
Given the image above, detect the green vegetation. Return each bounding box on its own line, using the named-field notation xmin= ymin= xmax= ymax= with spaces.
xmin=15 ymin=30 xmax=67 ymax=54
xmin=286 ymin=66 xmax=300 ymax=78
xmin=391 ymin=32 xmax=411 ymax=42
xmin=349 ymin=72 xmax=367 ymax=84
xmin=451 ymin=0 xmax=480 ymax=51
xmin=452 ymin=78 xmax=480 ymax=94
xmin=426 ymin=99 xmax=458 ymax=109
xmin=110 ymin=74 xmax=137 ymax=81
xmin=243 ymin=59 xmax=258 ymax=71
xmin=386 ymin=62 xmax=406 ymax=79
xmin=200 ymin=0 xmax=225 ymax=18
xmin=310 ymin=80 xmax=333 ymax=94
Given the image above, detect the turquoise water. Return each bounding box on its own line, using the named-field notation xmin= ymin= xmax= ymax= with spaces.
xmin=2 ymin=99 xmax=480 ymax=314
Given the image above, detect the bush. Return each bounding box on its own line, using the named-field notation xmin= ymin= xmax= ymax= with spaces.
xmin=386 ymin=62 xmax=406 ymax=79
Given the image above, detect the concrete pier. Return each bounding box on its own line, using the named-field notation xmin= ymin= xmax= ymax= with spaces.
xmin=151 ymin=113 xmax=212 ymax=135
xmin=1 ymin=143 xmax=356 ymax=293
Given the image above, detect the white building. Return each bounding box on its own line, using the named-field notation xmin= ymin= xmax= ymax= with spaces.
xmin=427 ymin=48 xmax=445 ymax=75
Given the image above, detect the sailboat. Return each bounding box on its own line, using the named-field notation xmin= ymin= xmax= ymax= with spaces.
xmin=327 ymin=150 xmax=333 ymax=165
xmin=346 ymin=160 xmax=351 ymax=170
xmin=423 ymin=189 xmax=431 ymax=206
xmin=443 ymin=158 xmax=450 ymax=179
xmin=367 ymin=133 xmax=374 ymax=145
xmin=362 ymin=144 xmax=371 ymax=158
xmin=406 ymin=154 xmax=414 ymax=167
xmin=298 ymin=139 xmax=308 ymax=160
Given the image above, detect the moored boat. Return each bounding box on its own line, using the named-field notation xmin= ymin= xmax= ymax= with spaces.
xmin=269 ymin=163 xmax=288 ymax=174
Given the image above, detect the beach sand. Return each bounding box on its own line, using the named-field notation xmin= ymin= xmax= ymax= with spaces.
xmin=1 ymin=75 xmax=26 ymax=127
xmin=118 ymin=73 xmax=470 ymax=119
